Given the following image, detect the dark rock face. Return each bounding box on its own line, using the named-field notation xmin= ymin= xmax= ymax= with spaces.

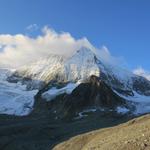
xmin=7 ymin=73 xmax=22 ymax=83
xmin=113 ymin=88 xmax=134 ymax=96
xmin=46 ymin=75 xmax=128 ymax=119
xmin=70 ymin=75 xmax=124 ymax=107
xmin=132 ymin=76 xmax=150 ymax=96
xmin=7 ymin=73 xmax=45 ymax=90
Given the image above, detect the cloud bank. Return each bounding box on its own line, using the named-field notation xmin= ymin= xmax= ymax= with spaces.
xmin=0 ymin=26 xmax=122 ymax=68
xmin=133 ymin=67 xmax=150 ymax=81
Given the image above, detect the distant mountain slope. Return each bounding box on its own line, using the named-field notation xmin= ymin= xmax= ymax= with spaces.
xmin=9 ymin=48 xmax=100 ymax=89
xmin=9 ymin=47 xmax=150 ymax=95
xmin=6 ymin=47 xmax=150 ymax=116
xmin=41 ymin=75 xmax=133 ymax=120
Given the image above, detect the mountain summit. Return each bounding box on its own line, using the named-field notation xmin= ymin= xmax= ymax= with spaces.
xmin=5 ymin=47 xmax=150 ymax=117
xmin=10 ymin=47 xmax=150 ymax=95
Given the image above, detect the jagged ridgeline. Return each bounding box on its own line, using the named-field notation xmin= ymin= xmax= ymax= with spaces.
xmin=6 ymin=47 xmax=150 ymax=117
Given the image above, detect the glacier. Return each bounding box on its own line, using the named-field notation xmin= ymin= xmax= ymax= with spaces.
xmin=42 ymin=82 xmax=79 ymax=101
xmin=0 ymin=69 xmax=38 ymax=116
xmin=114 ymin=90 xmax=150 ymax=115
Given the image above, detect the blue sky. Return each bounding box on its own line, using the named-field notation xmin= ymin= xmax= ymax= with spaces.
xmin=0 ymin=0 xmax=150 ymax=71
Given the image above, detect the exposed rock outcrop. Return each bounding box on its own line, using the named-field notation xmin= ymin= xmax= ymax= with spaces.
xmin=44 ymin=75 xmax=130 ymax=119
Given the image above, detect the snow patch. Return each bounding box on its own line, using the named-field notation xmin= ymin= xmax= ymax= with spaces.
xmin=42 ymin=83 xmax=78 ymax=101
xmin=116 ymin=106 xmax=129 ymax=114
xmin=74 ymin=108 xmax=97 ymax=120
xmin=115 ymin=90 xmax=150 ymax=115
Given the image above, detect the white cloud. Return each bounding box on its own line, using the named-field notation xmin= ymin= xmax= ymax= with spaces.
xmin=0 ymin=26 xmax=94 ymax=68
xmin=95 ymin=46 xmax=125 ymax=66
xmin=0 ymin=26 xmax=122 ymax=68
xmin=133 ymin=67 xmax=150 ymax=81
xmin=26 ymin=24 xmax=39 ymax=31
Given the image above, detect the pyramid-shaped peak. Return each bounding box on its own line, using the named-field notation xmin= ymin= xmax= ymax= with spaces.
xmin=76 ymin=47 xmax=95 ymax=55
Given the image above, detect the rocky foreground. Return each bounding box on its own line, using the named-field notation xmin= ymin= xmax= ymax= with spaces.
xmin=0 ymin=111 xmax=133 ymax=150
xmin=53 ymin=114 xmax=150 ymax=150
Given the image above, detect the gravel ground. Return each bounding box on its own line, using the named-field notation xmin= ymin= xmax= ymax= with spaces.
xmin=0 ymin=111 xmax=133 ymax=150
xmin=53 ymin=114 xmax=150 ymax=150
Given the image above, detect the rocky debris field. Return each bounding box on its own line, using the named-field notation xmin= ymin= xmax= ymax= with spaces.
xmin=0 ymin=110 xmax=133 ymax=150
xmin=53 ymin=114 xmax=150 ymax=150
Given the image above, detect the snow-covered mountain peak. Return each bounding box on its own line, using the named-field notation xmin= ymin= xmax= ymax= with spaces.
xmin=63 ymin=47 xmax=100 ymax=81
xmin=14 ymin=54 xmax=65 ymax=83
xmin=11 ymin=47 xmax=100 ymax=84
xmin=67 ymin=47 xmax=97 ymax=67
xmin=1 ymin=46 xmax=150 ymax=116
xmin=8 ymin=46 xmax=150 ymax=96
xmin=75 ymin=46 xmax=95 ymax=56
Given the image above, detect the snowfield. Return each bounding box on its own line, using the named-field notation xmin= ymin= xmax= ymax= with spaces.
xmin=0 ymin=69 xmax=38 ymax=116
xmin=42 ymin=83 xmax=79 ymax=101
xmin=116 ymin=106 xmax=130 ymax=114
xmin=115 ymin=90 xmax=150 ymax=115
xmin=15 ymin=48 xmax=101 ymax=85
